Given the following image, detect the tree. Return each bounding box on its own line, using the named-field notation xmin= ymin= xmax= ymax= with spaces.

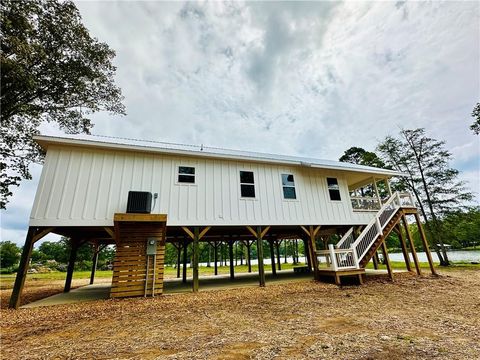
xmin=470 ymin=102 xmax=480 ymax=135
xmin=38 ymin=240 xmax=69 ymax=263
xmin=0 ymin=241 xmax=21 ymax=268
xmin=377 ymin=128 xmax=473 ymax=266
xmin=440 ymin=208 xmax=480 ymax=249
xmin=0 ymin=0 xmax=125 ymax=209
xmin=339 ymin=147 xmax=388 ymax=198
xmin=339 ymin=147 xmax=385 ymax=168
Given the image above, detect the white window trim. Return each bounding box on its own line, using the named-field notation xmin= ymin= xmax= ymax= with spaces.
xmin=326 ymin=177 xmax=342 ymax=202
xmin=175 ymin=165 xmax=197 ymax=186
xmin=280 ymin=173 xmax=299 ymax=202
xmin=239 ymin=170 xmax=256 ymax=200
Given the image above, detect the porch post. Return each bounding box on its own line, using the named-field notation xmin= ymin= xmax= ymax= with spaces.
xmin=414 ymin=212 xmax=437 ymax=275
xmin=275 ymin=239 xmax=282 ymax=271
xmin=269 ymin=239 xmax=276 ymax=276
xmin=402 ymin=215 xmax=422 ymax=275
xmin=303 ymin=238 xmax=312 ymax=270
xmin=192 ymin=227 xmax=199 ymax=292
xmin=214 ymin=241 xmax=218 ymax=275
xmin=373 ymin=177 xmax=381 ymax=205
xmin=64 ymin=239 xmax=79 ymax=293
xmin=89 ymin=243 xmax=99 ymax=285
xmin=9 ymin=228 xmax=36 ymax=309
xmin=372 ymin=251 xmax=379 ymax=270
xmin=228 ymin=239 xmax=234 ymax=280
xmin=182 ymin=237 xmax=188 ymax=283
xmin=396 ymin=225 xmax=412 ymax=272
xmin=176 ymin=241 xmax=181 ymax=278
xmin=385 ymin=178 xmax=393 ymax=196
xmin=256 ymin=226 xmax=266 ymax=287
xmin=247 ymin=241 xmax=252 ymax=273
xmin=380 ymin=241 xmax=394 ymax=281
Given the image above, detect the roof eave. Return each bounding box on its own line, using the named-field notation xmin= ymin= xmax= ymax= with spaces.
xmin=33 ymin=135 xmax=407 ymax=178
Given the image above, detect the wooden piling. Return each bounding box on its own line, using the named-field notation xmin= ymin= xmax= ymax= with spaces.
xmin=182 ymin=238 xmax=188 ymax=283
xmin=380 ymin=241 xmax=394 ymax=281
xmin=402 ymin=215 xmax=422 ymax=275
xmin=414 ymin=213 xmax=437 ymax=275
xmin=192 ymin=227 xmax=200 ymax=292
xmin=269 ymin=239 xmax=276 ymax=276
xmin=395 ymin=225 xmax=412 ymax=272
xmin=9 ymin=228 xmax=35 ymax=309
xmin=89 ymin=243 xmax=99 ymax=285
xmin=229 ymin=239 xmax=235 ymax=280
xmin=64 ymin=239 xmax=79 ymax=293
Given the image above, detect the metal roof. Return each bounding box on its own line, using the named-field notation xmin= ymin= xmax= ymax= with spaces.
xmin=34 ymin=133 xmax=405 ymax=178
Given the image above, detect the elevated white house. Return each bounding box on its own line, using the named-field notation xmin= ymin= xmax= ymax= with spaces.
xmin=9 ymin=134 xmax=436 ymax=308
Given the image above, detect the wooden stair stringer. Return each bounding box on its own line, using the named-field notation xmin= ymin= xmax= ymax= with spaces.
xmin=358 ymin=209 xmax=405 ymax=268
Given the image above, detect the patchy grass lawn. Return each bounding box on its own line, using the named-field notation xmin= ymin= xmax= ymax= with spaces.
xmin=1 ymin=268 xmax=479 ymax=359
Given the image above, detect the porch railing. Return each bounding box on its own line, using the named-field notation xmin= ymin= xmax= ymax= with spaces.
xmin=336 ymin=227 xmax=355 ymax=249
xmin=316 ymin=245 xmax=358 ymax=271
xmin=350 ymin=196 xmax=381 ymax=211
xmin=316 ymin=192 xmax=415 ymax=272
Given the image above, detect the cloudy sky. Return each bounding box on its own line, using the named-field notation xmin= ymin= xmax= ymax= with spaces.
xmin=2 ymin=1 xmax=479 ymax=246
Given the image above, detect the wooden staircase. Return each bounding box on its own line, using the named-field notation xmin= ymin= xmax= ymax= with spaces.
xmin=315 ymin=192 xmax=417 ymax=285
xmin=358 ymin=209 xmax=403 ymax=268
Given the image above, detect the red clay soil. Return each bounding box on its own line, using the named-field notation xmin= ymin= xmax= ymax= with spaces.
xmin=1 ymin=270 xmax=479 ymax=359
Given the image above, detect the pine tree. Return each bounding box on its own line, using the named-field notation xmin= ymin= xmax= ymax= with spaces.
xmin=377 ymin=128 xmax=473 ymax=266
xmin=470 ymin=102 xmax=480 ymax=135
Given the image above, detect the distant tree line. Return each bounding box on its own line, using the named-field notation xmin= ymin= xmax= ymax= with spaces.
xmin=0 ymin=238 xmax=115 ymax=273
xmin=0 ymin=238 xmax=307 ymax=273
xmin=163 ymin=239 xmax=306 ymax=268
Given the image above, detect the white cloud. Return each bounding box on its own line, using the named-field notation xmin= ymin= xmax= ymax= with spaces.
xmin=2 ymin=0 xmax=479 ymax=245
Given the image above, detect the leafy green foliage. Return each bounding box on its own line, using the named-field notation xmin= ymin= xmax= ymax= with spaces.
xmin=32 ymin=238 xmax=115 ymax=271
xmin=339 ymin=147 xmax=385 ymax=168
xmin=471 ymin=102 xmax=480 ymax=135
xmin=339 ymin=147 xmax=388 ymax=197
xmin=439 ymin=208 xmax=480 ymax=249
xmin=0 ymin=241 xmax=21 ymax=268
xmin=0 ymin=0 xmax=125 ymax=209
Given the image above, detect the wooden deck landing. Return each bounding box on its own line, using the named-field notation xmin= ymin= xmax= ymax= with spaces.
xmin=317 ymin=268 xmax=365 ymax=285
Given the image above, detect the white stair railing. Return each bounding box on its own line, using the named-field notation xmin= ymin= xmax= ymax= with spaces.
xmin=351 ymin=192 xmax=402 ymax=263
xmin=316 ymin=192 xmax=414 ymax=271
xmin=336 ymin=227 xmax=355 ymax=249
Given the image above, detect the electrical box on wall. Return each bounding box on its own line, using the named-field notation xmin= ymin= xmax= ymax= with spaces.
xmin=146 ymin=237 xmax=157 ymax=255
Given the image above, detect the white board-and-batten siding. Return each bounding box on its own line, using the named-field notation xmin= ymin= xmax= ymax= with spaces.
xmin=29 ymin=146 xmax=375 ymax=227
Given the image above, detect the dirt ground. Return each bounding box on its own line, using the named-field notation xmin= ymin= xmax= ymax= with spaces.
xmin=0 ymin=277 xmax=112 ymax=309
xmin=1 ymin=270 xmax=479 ymax=360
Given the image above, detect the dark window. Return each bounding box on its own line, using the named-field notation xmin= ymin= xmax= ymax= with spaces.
xmin=282 ymin=174 xmax=296 ymax=199
xmin=240 ymin=171 xmax=254 ymax=184
xmin=240 ymin=171 xmax=255 ymax=198
xmin=327 ymin=177 xmax=341 ymax=201
xmin=178 ymin=166 xmax=195 ymax=183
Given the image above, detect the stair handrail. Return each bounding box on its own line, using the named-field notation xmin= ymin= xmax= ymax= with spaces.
xmin=350 ymin=192 xmax=404 ymax=264
xmin=335 ymin=227 xmax=354 ymax=249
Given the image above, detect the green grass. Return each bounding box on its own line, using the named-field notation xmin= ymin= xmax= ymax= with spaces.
xmin=462 ymin=246 xmax=480 ymax=251
xmin=365 ymin=260 xmax=480 ymax=271
xmin=1 ymin=261 xmax=477 ymax=289
xmin=0 ymin=263 xmax=306 ymax=288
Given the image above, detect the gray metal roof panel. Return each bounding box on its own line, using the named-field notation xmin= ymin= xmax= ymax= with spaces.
xmin=33 ymin=133 xmax=405 ymax=177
